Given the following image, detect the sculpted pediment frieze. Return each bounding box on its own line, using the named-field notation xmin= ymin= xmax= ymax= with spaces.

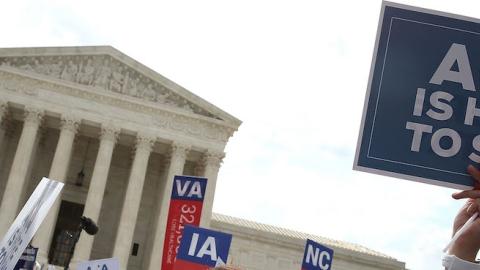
xmin=0 ymin=54 xmax=218 ymax=119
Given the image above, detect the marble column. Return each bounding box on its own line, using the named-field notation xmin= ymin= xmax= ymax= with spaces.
xmin=199 ymin=150 xmax=224 ymax=227
xmin=33 ymin=114 xmax=80 ymax=264
xmin=0 ymin=101 xmax=9 ymax=168
xmin=0 ymin=107 xmax=43 ymax=237
xmin=72 ymin=124 xmax=119 ymax=263
xmin=0 ymin=100 xmax=7 ymax=148
xmin=113 ymin=133 xmax=155 ymax=269
xmin=146 ymin=143 xmax=189 ymax=270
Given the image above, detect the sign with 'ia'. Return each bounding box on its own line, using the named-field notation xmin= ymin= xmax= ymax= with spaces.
xmin=302 ymin=239 xmax=333 ymax=270
xmin=355 ymin=1 xmax=480 ymax=189
xmin=173 ymin=225 xmax=232 ymax=270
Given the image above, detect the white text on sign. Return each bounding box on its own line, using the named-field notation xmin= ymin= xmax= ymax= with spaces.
xmin=305 ymin=244 xmax=331 ymax=270
xmin=175 ymin=180 xmax=203 ymax=199
xmin=187 ymin=233 xmax=219 ymax=261
xmin=406 ymin=43 xmax=480 ymax=161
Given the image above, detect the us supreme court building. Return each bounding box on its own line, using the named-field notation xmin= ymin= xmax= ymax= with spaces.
xmin=0 ymin=46 xmax=406 ymax=270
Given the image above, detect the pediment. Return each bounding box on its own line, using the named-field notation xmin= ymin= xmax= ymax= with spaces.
xmin=0 ymin=46 xmax=241 ymax=128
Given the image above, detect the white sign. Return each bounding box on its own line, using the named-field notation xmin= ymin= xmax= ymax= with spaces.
xmin=0 ymin=178 xmax=64 ymax=270
xmin=77 ymin=258 xmax=119 ymax=270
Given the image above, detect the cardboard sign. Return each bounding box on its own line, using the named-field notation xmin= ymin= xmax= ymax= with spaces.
xmin=301 ymin=239 xmax=333 ymax=270
xmin=77 ymin=258 xmax=119 ymax=270
xmin=13 ymin=246 xmax=37 ymax=270
xmin=0 ymin=178 xmax=63 ymax=270
xmin=173 ymin=225 xmax=232 ymax=270
xmin=161 ymin=176 xmax=207 ymax=270
xmin=354 ymin=1 xmax=480 ymax=189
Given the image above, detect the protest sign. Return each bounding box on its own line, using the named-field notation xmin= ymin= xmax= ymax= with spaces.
xmin=0 ymin=178 xmax=63 ymax=270
xmin=77 ymin=258 xmax=119 ymax=270
xmin=173 ymin=225 xmax=232 ymax=270
xmin=301 ymin=239 xmax=333 ymax=270
xmin=161 ymin=176 xmax=207 ymax=270
xmin=13 ymin=246 xmax=37 ymax=270
xmin=354 ymin=1 xmax=480 ymax=189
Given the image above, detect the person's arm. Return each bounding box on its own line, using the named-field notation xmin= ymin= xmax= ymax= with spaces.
xmin=444 ymin=166 xmax=480 ymax=269
xmin=443 ymin=198 xmax=480 ymax=269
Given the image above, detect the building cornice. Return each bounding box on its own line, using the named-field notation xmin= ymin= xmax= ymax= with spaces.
xmin=0 ymin=46 xmax=242 ymax=127
xmin=0 ymin=68 xmax=237 ymax=146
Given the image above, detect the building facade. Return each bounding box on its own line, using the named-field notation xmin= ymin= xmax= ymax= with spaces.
xmin=0 ymin=46 xmax=405 ymax=270
xmin=211 ymin=214 xmax=406 ymax=270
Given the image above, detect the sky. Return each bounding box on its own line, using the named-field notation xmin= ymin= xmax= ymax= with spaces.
xmin=2 ymin=0 xmax=480 ymax=269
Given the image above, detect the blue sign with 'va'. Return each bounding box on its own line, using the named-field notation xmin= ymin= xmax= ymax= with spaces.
xmin=171 ymin=176 xmax=207 ymax=201
xmin=302 ymin=239 xmax=333 ymax=270
xmin=355 ymin=2 xmax=480 ymax=188
xmin=176 ymin=225 xmax=232 ymax=267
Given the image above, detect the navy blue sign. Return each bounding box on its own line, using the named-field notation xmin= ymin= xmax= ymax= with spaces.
xmin=302 ymin=239 xmax=333 ymax=270
xmin=13 ymin=246 xmax=37 ymax=270
xmin=171 ymin=176 xmax=207 ymax=201
xmin=355 ymin=2 xmax=480 ymax=188
xmin=175 ymin=225 xmax=232 ymax=269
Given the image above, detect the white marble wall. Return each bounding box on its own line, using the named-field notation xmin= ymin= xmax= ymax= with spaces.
xmin=223 ymin=238 xmax=405 ymax=270
xmin=211 ymin=220 xmax=406 ymax=270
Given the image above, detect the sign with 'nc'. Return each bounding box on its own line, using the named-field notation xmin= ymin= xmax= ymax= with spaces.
xmin=173 ymin=225 xmax=232 ymax=270
xmin=355 ymin=2 xmax=480 ymax=189
xmin=302 ymin=239 xmax=333 ymax=270
xmin=162 ymin=176 xmax=208 ymax=270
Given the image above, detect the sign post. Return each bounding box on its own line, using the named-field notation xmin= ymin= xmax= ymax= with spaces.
xmin=161 ymin=176 xmax=207 ymax=270
xmin=355 ymin=1 xmax=480 ymax=189
xmin=0 ymin=178 xmax=64 ymax=270
xmin=173 ymin=225 xmax=232 ymax=270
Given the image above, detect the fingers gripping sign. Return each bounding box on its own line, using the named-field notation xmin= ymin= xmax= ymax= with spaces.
xmin=452 ymin=166 xmax=480 ymax=200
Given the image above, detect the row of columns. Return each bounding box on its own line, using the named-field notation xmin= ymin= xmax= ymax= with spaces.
xmin=0 ymin=102 xmax=224 ymax=270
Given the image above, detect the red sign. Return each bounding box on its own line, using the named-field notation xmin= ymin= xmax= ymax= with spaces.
xmin=161 ymin=176 xmax=207 ymax=270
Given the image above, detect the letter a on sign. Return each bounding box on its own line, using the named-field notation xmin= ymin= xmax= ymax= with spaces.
xmin=173 ymin=225 xmax=232 ymax=270
xmin=301 ymin=239 xmax=334 ymax=270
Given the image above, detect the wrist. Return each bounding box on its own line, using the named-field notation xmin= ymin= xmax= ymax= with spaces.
xmin=448 ymin=245 xmax=477 ymax=262
xmin=450 ymin=243 xmax=479 ymax=263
